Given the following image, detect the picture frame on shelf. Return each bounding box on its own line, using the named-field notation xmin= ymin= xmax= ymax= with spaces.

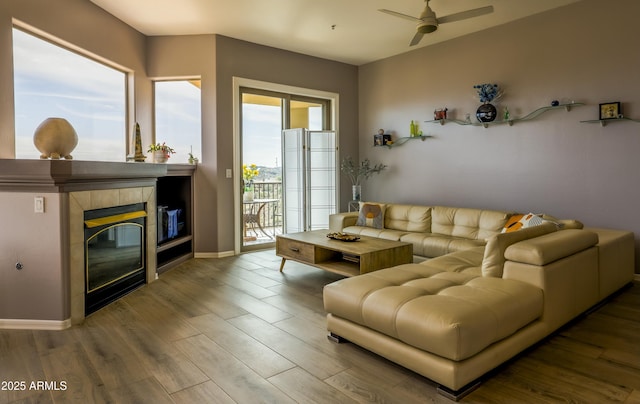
xmin=599 ymin=102 xmax=621 ymax=120
xmin=373 ymin=133 xmax=392 ymax=146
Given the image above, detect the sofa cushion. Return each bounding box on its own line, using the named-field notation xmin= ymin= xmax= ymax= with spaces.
xmin=431 ymin=206 xmax=511 ymax=240
xmin=343 ymin=226 xmax=407 ymax=241
xmin=419 ymin=246 xmax=485 ymax=275
xmin=356 ymin=202 xmax=386 ymax=229
xmin=384 ymin=204 xmax=431 ymax=232
xmin=397 ymin=277 xmax=543 ymax=360
xmin=401 ymin=233 xmax=486 ymax=257
xmin=323 ymin=264 xmax=544 ymax=361
xmin=482 ymin=222 xmax=557 ymax=278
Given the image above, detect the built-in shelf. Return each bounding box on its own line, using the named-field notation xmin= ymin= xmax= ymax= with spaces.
xmin=426 ymin=103 xmax=584 ymax=128
xmin=156 ymin=164 xmax=196 ymax=274
xmin=375 ymin=135 xmax=433 ymax=148
xmin=157 ymin=235 xmax=193 ymax=253
xmin=580 ymin=117 xmax=640 ymax=126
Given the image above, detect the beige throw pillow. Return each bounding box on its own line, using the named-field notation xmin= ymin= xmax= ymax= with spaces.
xmin=482 ymin=222 xmax=557 ymax=278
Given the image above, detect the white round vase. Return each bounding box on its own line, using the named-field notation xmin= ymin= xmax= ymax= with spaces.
xmin=33 ymin=118 xmax=78 ymax=160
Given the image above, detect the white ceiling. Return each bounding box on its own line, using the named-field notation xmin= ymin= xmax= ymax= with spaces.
xmin=90 ymin=0 xmax=581 ymax=66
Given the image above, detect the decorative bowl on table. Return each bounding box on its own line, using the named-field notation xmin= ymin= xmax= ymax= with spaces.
xmin=326 ymin=232 xmax=360 ymax=242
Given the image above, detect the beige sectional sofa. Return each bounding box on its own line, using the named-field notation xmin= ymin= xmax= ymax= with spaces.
xmin=324 ymin=203 xmax=634 ymax=399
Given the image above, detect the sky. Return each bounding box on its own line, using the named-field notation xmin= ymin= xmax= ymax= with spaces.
xmin=242 ymin=103 xmax=322 ymax=167
xmin=242 ymin=103 xmax=282 ymax=167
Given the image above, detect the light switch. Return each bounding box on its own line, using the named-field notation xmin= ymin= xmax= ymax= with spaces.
xmin=226 ymin=169 xmax=233 ymax=178
xmin=34 ymin=196 xmax=44 ymax=213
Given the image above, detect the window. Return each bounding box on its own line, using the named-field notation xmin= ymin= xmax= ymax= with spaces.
xmin=12 ymin=27 xmax=127 ymax=161
xmin=154 ymin=80 xmax=202 ymax=164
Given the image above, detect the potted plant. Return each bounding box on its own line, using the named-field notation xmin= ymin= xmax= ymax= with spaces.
xmin=242 ymin=163 xmax=259 ymax=201
xmin=340 ymin=156 xmax=386 ymax=201
xmin=148 ymin=142 xmax=175 ymax=163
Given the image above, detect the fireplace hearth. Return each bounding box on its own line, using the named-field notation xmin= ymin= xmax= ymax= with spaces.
xmin=84 ymin=203 xmax=147 ymax=315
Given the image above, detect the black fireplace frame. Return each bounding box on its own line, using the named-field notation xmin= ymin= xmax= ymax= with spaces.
xmin=84 ymin=203 xmax=147 ymax=315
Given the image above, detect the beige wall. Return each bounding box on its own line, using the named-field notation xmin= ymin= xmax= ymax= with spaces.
xmin=358 ymin=0 xmax=640 ymax=272
xmin=0 ymin=192 xmax=65 ymax=320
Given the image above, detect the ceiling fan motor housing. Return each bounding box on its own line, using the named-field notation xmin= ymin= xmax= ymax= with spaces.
xmin=417 ymin=6 xmax=438 ymax=33
xmin=417 ymin=20 xmax=438 ymax=33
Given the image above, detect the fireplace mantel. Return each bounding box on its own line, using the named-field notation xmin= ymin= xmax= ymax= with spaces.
xmin=0 ymin=159 xmax=172 ymax=192
xmin=0 ymin=159 xmax=169 ymax=192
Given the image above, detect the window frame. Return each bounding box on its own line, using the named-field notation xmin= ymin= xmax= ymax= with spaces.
xmin=11 ymin=20 xmax=133 ymax=160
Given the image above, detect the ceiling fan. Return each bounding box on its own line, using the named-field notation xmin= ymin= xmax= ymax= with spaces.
xmin=379 ymin=1 xmax=494 ymax=46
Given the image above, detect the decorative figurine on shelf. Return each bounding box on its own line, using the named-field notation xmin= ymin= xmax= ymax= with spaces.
xmin=132 ymin=123 xmax=146 ymax=162
xmin=474 ymin=83 xmax=502 ymax=123
xmin=551 ymin=100 xmax=560 ymax=107
xmin=434 ymin=108 xmax=448 ymax=120
xmin=503 ymin=107 xmax=510 ymax=121
xmin=409 ymin=121 xmax=423 ymax=137
xmin=374 ymin=129 xmax=393 ymax=146
xmin=33 ymin=117 xmax=78 ymax=160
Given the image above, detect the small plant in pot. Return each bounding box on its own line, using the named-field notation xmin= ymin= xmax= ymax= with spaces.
xmin=148 ymin=142 xmax=175 ymax=163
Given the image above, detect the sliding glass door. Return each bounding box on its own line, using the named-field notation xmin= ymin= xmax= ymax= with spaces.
xmin=239 ymin=88 xmax=332 ymax=251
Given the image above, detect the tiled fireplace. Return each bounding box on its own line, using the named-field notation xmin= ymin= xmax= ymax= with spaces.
xmin=0 ymin=160 xmax=167 ymax=328
xmin=69 ymin=186 xmax=157 ymax=323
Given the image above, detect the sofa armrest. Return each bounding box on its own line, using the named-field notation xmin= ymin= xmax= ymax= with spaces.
xmin=504 ymin=229 xmax=598 ymax=266
xmin=503 ymin=230 xmax=600 ymax=331
xmin=329 ymin=212 xmax=359 ymax=232
xmin=503 ymin=245 xmax=599 ymax=332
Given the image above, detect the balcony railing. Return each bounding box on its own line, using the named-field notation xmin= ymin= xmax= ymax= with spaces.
xmin=243 ymin=181 xmax=282 ymax=244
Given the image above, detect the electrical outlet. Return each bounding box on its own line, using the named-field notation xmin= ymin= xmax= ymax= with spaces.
xmin=34 ymin=196 xmax=44 ymax=213
xmin=226 ymin=169 xmax=232 ymax=178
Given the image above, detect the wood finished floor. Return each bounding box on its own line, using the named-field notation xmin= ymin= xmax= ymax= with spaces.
xmin=1 ymin=250 xmax=639 ymax=403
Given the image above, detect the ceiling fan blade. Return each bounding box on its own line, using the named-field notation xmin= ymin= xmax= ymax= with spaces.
xmin=437 ymin=5 xmax=494 ymax=24
xmin=410 ymin=32 xmax=424 ymax=46
xmin=378 ymin=9 xmax=421 ymax=23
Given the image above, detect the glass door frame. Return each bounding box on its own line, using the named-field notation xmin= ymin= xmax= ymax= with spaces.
xmin=232 ymin=77 xmax=339 ymax=255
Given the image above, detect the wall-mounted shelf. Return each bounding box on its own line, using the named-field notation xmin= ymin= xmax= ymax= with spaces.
xmin=426 ymin=103 xmax=584 ymax=128
xmin=580 ymin=117 xmax=640 ymax=126
xmin=375 ymin=135 xmax=433 ymax=148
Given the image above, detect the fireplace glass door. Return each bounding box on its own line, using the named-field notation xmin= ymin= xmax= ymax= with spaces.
xmin=84 ymin=204 xmax=146 ymax=314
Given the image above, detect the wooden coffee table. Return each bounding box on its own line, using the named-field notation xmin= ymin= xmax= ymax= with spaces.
xmin=276 ymin=230 xmax=413 ymax=277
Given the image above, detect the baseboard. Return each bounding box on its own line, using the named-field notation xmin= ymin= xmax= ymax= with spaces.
xmin=0 ymin=318 xmax=72 ymax=330
xmin=194 ymin=251 xmax=235 ymax=259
